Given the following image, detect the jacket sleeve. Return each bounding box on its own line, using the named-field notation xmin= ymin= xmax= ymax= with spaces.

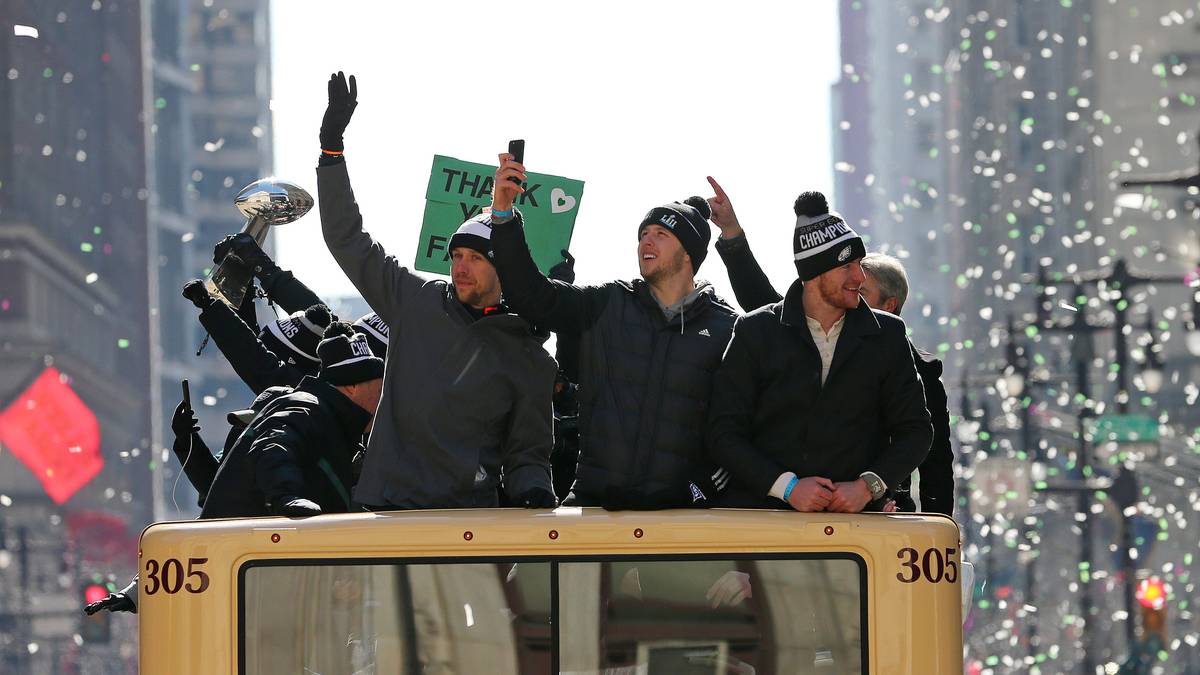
xmin=866 ymin=324 xmax=933 ymax=489
xmin=317 ymin=160 xmax=423 ymax=326
xmin=171 ymin=430 xmax=219 ymax=508
xmin=490 ymin=212 xmax=607 ymax=334
xmin=247 ymin=422 xmax=309 ymax=507
xmin=917 ymin=359 xmax=954 ymax=516
xmin=706 ymin=316 xmax=788 ymax=496
xmin=714 ymin=234 xmax=783 ymax=312
xmin=501 ymin=359 xmax=556 ymax=501
xmin=259 ymin=268 xmax=323 ymax=314
xmin=198 ymin=300 xmax=306 ymax=395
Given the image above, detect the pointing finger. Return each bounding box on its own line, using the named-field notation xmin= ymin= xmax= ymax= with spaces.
xmin=706 ymin=176 xmax=728 ymax=201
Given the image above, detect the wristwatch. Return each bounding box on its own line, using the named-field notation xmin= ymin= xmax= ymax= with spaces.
xmin=859 ymin=471 xmax=887 ymax=500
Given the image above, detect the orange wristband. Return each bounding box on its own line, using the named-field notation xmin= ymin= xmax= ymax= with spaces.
xmin=321 ymin=149 xmax=344 ymax=156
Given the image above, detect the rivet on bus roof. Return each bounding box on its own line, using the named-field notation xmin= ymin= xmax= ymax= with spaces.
xmin=824 ymin=526 xmax=835 ymax=536
xmin=633 ymin=528 xmax=644 ymax=539
xmin=463 ymin=531 xmax=473 ymax=541
xmin=137 ymin=549 xmax=142 ymax=558
xmin=270 ymin=533 xmax=281 ymax=543
xmin=548 ymin=530 xmax=559 ymax=540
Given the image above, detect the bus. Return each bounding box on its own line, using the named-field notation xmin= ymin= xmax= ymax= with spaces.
xmin=137 ymin=507 xmax=964 ymax=674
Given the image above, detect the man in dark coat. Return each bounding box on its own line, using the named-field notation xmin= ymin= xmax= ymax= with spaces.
xmin=706 ymin=178 xmax=952 ymax=515
xmin=486 ymin=151 xmax=737 ymax=510
xmin=706 ymin=190 xmax=932 ymax=511
xmin=316 ymin=72 xmax=556 ymax=510
xmin=200 ymin=323 xmax=383 ymax=519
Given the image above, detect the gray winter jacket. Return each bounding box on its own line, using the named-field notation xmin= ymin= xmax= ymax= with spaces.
xmin=317 ymin=160 xmax=555 ymax=508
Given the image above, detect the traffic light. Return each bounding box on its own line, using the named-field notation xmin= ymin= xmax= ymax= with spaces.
xmin=80 ymin=582 xmax=111 ymax=644
xmin=1136 ymin=577 xmax=1168 ymax=642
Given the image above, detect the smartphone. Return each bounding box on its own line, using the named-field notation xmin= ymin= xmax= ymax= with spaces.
xmin=507 ymin=139 xmax=525 ymax=183
xmin=181 ymin=379 xmax=191 ymax=410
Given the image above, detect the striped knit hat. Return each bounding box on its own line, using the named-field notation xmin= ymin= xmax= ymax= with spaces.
xmin=448 ymin=213 xmax=494 ymax=263
xmin=317 ymin=322 xmax=384 ymax=386
xmin=792 ymin=191 xmax=865 ymax=280
xmin=352 ymin=312 xmax=389 ymax=360
xmin=259 ymin=304 xmax=331 ymax=368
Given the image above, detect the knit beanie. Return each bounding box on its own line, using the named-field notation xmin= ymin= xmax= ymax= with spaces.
xmin=448 ymin=213 xmax=494 ymax=263
xmin=352 ymin=312 xmax=389 ymax=360
xmin=317 ymin=322 xmax=384 ymax=386
xmin=259 ymin=304 xmax=332 ymax=367
xmin=637 ymin=196 xmax=712 ymax=272
xmin=792 ymin=191 xmax=865 ymax=280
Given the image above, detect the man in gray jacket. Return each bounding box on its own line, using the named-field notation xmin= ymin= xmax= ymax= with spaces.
xmin=315 ymin=72 xmax=556 ymax=509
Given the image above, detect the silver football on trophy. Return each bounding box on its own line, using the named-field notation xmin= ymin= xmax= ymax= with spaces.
xmin=205 ymin=178 xmax=314 ymax=308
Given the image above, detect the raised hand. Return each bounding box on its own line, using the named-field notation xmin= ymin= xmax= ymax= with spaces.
xmin=320 ymin=72 xmax=358 ymax=152
xmin=706 ymin=176 xmax=744 ymax=239
xmin=491 ymin=152 xmax=527 ymax=213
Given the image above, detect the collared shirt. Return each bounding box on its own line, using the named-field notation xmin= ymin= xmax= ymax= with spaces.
xmin=805 ymin=314 xmax=845 ymax=386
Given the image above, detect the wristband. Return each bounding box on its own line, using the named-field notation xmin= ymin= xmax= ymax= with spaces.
xmin=321 ymin=149 xmax=344 ymax=156
xmin=490 ymin=208 xmax=513 ymax=218
xmin=782 ymin=476 xmax=800 ymax=501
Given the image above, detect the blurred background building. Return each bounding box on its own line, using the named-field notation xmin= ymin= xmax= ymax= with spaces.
xmin=0 ymin=0 xmax=271 ymax=671
xmin=833 ymin=0 xmax=1200 ymax=672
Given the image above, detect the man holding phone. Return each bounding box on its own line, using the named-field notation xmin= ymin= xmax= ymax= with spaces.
xmin=487 ymin=151 xmax=737 ymax=509
xmin=314 ymin=72 xmax=556 ymax=510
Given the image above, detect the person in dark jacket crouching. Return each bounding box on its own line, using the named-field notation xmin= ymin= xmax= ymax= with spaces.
xmin=200 ymin=322 xmax=383 ymax=519
xmin=487 ymin=152 xmax=737 ymax=510
xmin=707 ymin=192 xmax=932 ymax=512
xmin=315 ymin=72 xmax=556 ymax=510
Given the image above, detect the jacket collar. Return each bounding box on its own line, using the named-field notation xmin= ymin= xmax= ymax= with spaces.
xmin=298 ymin=376 xmax=371 ymax=441
xmin=631 ymin=279 xmax=720 ymax=326
xmin=779 ymin=278 xmax=882 ymax=383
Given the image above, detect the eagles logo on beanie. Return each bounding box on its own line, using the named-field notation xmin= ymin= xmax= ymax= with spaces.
xmin=792 ymin=191 xmax=865 ymax=280
xmin=352 ymin=312 xmax=389 ymax=360
xmin=637 ymin=196 xmax=712 ymax=272
xmin=317 ymin=322 xmax=385 ymax=386
xmin=448 ymin=213 xmax=494 ymax=263
xmin=259 ymin=304 xmax=332 ymax=368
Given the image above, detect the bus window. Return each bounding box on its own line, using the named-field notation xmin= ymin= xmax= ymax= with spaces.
xmin=559 ymin=555 xmax=865 ymax=675
xmin=241 ymin=560 xmax=552 ymax=675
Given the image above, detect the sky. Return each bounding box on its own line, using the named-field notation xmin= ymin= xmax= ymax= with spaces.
xmin=269 ymin=1 xmax=840 ymax=303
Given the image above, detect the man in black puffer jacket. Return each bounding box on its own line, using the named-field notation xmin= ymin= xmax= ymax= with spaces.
xmin=488 ymin=152 xmax=737 ymax=510
xmin=200 ymin=323 xmax=383 ymax=519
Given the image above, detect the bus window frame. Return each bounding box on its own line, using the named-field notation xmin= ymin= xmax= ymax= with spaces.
xmin=237 ymin=551 xmax=869 ymax=675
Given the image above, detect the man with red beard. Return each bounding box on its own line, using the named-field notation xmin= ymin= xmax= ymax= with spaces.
xmin=706 ymin=192 xmax=932 ymax=512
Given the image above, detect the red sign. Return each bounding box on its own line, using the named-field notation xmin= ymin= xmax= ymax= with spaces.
xmin=0 ymin=367 xmax=103 ymax=504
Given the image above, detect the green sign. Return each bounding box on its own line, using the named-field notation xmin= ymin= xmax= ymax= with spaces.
xmin=415 ymin=155 xmax=585 ymax=275
xmin=1093 ymin=414 xmax=1159 ymax=443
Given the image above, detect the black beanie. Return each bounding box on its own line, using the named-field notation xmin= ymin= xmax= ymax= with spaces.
xmin=792 ymin=191 xmax=865 ymax=280
xmin=637 ymin=196 xmax=712 ymax=272
xmin=352 ymin=312 xmax=389 ymax=360
xmin=317 ymin=322 xmax=384 ymax=386
xmin=259 ymin=304 xmax=332 ymax=367
xmin=448 ymin=213 xmax=494 ymax=264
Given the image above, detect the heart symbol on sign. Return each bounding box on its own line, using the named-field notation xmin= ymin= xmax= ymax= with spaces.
xmin=550 ymin=188 xmax=577 ymax=214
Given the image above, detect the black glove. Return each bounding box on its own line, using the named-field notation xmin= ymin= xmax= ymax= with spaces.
xmin=548 ymin=249 xmax=576 ymax=283
xmin=213 ymin=233 xmax=275 ymax=276
xmin=182 ymin=279 xmax=213 ymax=309
xmin=519 ymin=487 xmax=558 ymax=509
xmin=84 ymin=593 xmax=136 ymax=615
xmin=269 ymin=496 xmax=322 ymax=517
xmin=171 ymin=400 xmax=200 ymax=439
xmin=320 ymin=71 xmax=358 ymax=152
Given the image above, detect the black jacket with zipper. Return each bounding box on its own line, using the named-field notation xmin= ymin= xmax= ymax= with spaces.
xmin=490 ymin=213 xmax=738 ymax=507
